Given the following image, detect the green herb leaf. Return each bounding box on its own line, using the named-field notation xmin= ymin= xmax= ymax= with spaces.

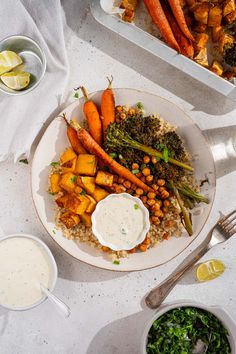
xmin=136 ymin=102 xmax=144 ymax=110
xmin=104 ymin=166 xmax=110 ymax=172
xmin=132 ymin=169 xmax=139 ymax=174
xmin=48 ymin=191 xmax=56 ymax=196
xmin=113 ymin=260 xmax=120 ymax=265
xmin=70 ymin=176 xmax=78 ymax=183
xmin=19 ymin=158 xmax=29 ymax=164
xmin=140 ymin=163 xmax=146 ymax=170
xmin=74 ymin=91 xmax=79 ymax=99
xmin=134 ymin=203 xmax=139 ymax=210
xmin=80 ymin=189 xmax=86 ymax=195
xmin=50 ymin=161 xmax=60 ymax=167
xmin=109 ymin=152 xmax=117 ymax=159
xmin=163 ymin=147 xmax=169 ymax=163
xmin=52 ymin=229 xmax=56 ymax=234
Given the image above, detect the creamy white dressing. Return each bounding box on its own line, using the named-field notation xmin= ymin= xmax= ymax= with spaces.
xmin=0 ymin=237 xmax=52 ymax=309
xmin=95 ymin=195 xmax=147 ymax=250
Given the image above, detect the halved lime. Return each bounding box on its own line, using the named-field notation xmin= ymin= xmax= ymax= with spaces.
xmin=0 ymin=51 xmax=23 ymax=75
xmin=1 ymin=71 xmax=30 ymax=90
xmin=196 ymin=259 xmax=225 ymax=282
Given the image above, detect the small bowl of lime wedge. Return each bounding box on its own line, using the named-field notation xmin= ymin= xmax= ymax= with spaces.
xmin=0 ymin=35 xmax=46 ymax=95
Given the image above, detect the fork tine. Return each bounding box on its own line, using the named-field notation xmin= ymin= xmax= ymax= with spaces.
xmin=221 ymin=215 xmax=236 ymax=228
xmin=218 ymin=210 xmax=236 ymax=226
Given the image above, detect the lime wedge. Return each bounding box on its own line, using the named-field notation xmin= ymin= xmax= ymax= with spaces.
xmin=196 ymin=259 xmax=225 ymax=282
xmin=0 ymin=51 xmax=23 ymax=75
xmin=1 ymin=71 xmax=30 ymax=90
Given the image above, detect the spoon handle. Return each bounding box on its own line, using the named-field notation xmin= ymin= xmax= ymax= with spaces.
xmin=41 ymin=284 xmax=71 ymax=318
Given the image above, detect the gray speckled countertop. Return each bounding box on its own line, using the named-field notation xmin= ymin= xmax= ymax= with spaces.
xmin=0 ymin=1 xmax=236 ymax=353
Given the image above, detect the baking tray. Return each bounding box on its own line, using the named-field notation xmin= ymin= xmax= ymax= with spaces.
xmin=90 ymin=0 xmax=236 ymax=100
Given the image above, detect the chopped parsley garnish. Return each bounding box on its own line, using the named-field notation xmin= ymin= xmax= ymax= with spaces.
xmin=70 ymin=175 xmax=78 ymax=183
xmin=80 ymin=189 xmax=86 ymax=195
xmin=50 ymin=161 xmax=60 ymax=167
xmin=136 ymin=102 xmax=144 ymax=110
xmin=163 ymin=147 xmax=169 ymax=163
xmin=48 ymin=191 xmax=56 ymax=196
xmin=52 ymin=229 xmax=56 ymax=234
xmin=113 ymin=260 xmax=120 ymax=265
xmin=140 ymin=163 xmax=146 ymax=170
xmin=134 ymin=203 xmax=139 ymax=210
xmin=147 ymin=307 xmax=231 ymax=354
xmin=74 ymin=91 xmax=79 ymax=99
xmin=19 ymin=158 xmax=29 ymax=164
xmin=132 ymin=169 xmax=139 ymax=174
xmin=109 ymin=152 xmax=117 ymax=159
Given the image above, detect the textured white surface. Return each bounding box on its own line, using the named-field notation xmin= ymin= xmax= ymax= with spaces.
xmin=0 ymin=1 xmax=236 ymax=353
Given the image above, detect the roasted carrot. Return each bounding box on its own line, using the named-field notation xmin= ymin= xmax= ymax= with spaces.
xmin=80 ymin=86 xmax=103 ymax=146
xmin=143 ymin=0 xmax=180 ymax=52
xmin=70 ymin=119 xmax=153 ymax=192
xmin=161 ymin=0 xmax=194 ymax=58
xmin=167 ymin=0 xmax=195 ymax=42
xmin=62 ymin=114 xmax=87 ymax=154
xmin=101 ymin=76 xmax=115 ymax=137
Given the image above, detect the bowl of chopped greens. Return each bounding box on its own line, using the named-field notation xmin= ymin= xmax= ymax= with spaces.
xmin=142 ymin=301 xmax=236 ymax=354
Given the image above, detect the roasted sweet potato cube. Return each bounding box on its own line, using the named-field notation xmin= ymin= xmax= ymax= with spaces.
xmin=59 ymin=211 xmax=80 ymax=229
xmin=223 ymin=0 xmax=235 ymax=16
xmin=50 ymin=173 xmax=61 ymax=194
xmin=60 ymin=148 xmax=77 ymax=172
xmin=81 ymin=176 xmax=96 ymax=194
xmin=194 ymin=48 xmax=209 ymax=67
xmin=210 ymin=60 xmax=224 ymax=76
xmin=55 ymin=194 xmax=69 ymax=208
xmin=225 ymin=9 xmax=236 ymax=23
xmin=59 ymin=172 xmax=77 ymax=193
xmin=86 ymin=195 xmax=97 ymax=213
xmin=120 ymin=0 xmax=138 ymax=22
xmin=92 ymin=187 xmax=109 ymax=202
xmin=218 ymin=33 xmax=234 ymax=53
xmin=75 ymin=154 xmax=97 ymax=176
xmin=95 ymin=171 xmax=114 ymax=187
xmin=74 ymin=186 xmax=84 ymax=195
xmin=194 ymin=3 xmax=212 ymax=24
xmin=208 ymin=5 xmax=222 ymax=26
xmin=80 ymin=213 xmax=92 ymax=227
xmin=65 ymin=194 xmax=90 ymax=215
xmin=194 ymin=33 xmax=209 ymax=50
xmin=212 ymin=26 xmax=223 ymax=42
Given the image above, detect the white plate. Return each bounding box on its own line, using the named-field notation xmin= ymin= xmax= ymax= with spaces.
xmin=31 ymin=89 xmax=216 ymax=272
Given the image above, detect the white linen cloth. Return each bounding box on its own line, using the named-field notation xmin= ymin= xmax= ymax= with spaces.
xmin=0 ymin=0 xmax=69 ymax=161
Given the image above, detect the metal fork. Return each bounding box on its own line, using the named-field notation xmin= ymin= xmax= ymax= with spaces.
xmin=146 ymin=210 xmax=236 ymax=309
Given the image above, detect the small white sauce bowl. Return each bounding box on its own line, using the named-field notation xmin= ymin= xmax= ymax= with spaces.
xmin=92 ymin=193 xmax=150 ymax=251
xmin=0 ymin=233 xmax=57 ymax=311
xmin=141 ymin=301 xmax=236 ymax=354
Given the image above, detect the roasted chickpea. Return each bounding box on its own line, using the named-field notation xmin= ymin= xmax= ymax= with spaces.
xmin=118 ymin=177 xmax=125 ymax=184
xmin=128 ymin=108 xmax=136 ymax=116
xmin=120 ymin=112 xmax=126 ymax=120
xmin=139 ymin=244 xmax=148 ymax=252
xmin=157 ymin=179 xmax=165 ymax=186
xmin=161 ymin=191 xmax=169 ymax=199
xmin=143 ymin=156 xmax=150 ymax=164
xmin=141 ymin=195 xmax=147 ymax=203
xmin=132 ymin=163 xmax=139 ymax=170
xmin=151 ymin=156 xmax=158 ymax=164
xmin=140 ymin=176 xmax=146 ymax=183
xmin=163 ymin=200 xmax=170 ymax=207
xmin=123 ymin=180 xmax=131 ymax=189
xmin=136 ymin=172 xmax=142 ymax=178
xmin=147 ymin=199 xmax=155 ymax=206
xmin=154 ymin=210 xmax=163 ymax=218
xmin=136 ymin=188 xmax=144 ymax=195
xmin=146 ymin=175 xmax=154 ymax=183
xmin=116 ymin=105 xmax=122 ymax=112
xmin=159 ymin=186 xmax=165 ymax=192
xmin=151 ymin=216 xmax=160 ymax=225
xmin=152 ymin=184 xmax=159 ymax=191
xmin=147 ymin=192 xmax=156 ymax=199
xmin=142 ymin=167 xmax=151 ymax=176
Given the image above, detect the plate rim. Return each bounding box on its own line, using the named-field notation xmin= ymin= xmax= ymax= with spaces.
xmin=31 ymin=88 xmax=216 ymax=272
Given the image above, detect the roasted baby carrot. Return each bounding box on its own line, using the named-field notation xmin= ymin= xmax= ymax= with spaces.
xmin=101 ymin=76 xmax=115 ymax=137
xmin=62 ymin=114 xmax=87 ymax=154
xmin=143 ymin=0 xmax=180 ymax=52
xmin=167 ymin=0 xmax=195 ymax=42
xmin=70 ymin=120 xmax=153 ymax=192
xmin=80 ymin=86 xmax=103 ymax=146
xmin=161 ymin=0 xmax=194 ymax=58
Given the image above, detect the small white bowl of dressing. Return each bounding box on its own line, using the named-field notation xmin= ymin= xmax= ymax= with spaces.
xmin=0 ymin=233 xmax=57 ymax=311
xmin=92 ymin=193 xmax=150 ymax=251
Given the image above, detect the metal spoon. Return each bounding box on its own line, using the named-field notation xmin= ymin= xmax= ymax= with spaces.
xmin=40 ymin=284 xmax=71 ymax=318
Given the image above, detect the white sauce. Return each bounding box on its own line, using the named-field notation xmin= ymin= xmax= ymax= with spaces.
xmin=95 ymin=195 xmax=147 ymax=250
xmin=0 ymin=237 xmax=52 ymax=309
